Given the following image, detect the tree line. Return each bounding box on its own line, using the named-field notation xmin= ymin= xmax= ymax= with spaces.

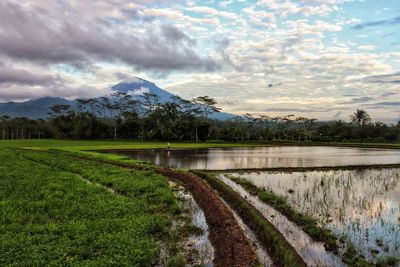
xmin=1 ymin=92 xmax=400 ymax=143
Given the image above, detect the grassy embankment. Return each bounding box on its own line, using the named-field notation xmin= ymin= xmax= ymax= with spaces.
xmin=0 ymin=148 xmax=201 ymax=266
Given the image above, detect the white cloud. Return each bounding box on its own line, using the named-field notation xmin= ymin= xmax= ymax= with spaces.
xmin=358 ymin=45 xmax=376 ymax=51
xmin=256 ymin=0 xmax=339 ymax=17
xmin=129 ymin=87 xmax=151 ymax=96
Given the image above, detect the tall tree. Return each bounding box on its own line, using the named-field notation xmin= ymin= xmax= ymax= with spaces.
xmin=172 ymin=96 xmax=201 ymax=141
xmin=97 ymin=93 xmax=138 ymax=140
xmin=48 ymin=105 xmax=74 ymax=138
xmin=192 ymin=96 xmax=221 ymax=119
xmin=111 ymin=92 xmax=138 ymax=140
xmin=350 ymin=109 xmax=371 ymax=126
xmin=138 ymin=92 xmax=160 ymax=140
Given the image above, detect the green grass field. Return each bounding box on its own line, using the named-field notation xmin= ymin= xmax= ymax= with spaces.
xmin=0 ymin=148 xmax=195 ymax=266
xmin=1 ymin=139 xmax=399 ymax=152
xmin=0 ymin=139 xmax=267 ymax=151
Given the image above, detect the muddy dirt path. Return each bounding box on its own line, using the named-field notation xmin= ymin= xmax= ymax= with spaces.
xmin=158 ymin=169 xmax=257 ymax=267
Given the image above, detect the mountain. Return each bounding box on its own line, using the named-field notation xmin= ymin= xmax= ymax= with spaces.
xmin=0 ymin=97 xmax=74 ymax=119
xmin=0 ymin=78 xmax=235 ymax=120
xmin=111 ymin=77 xmax=235 ymax=120
xmin=111 ymin=77 xmax=175 ymax=103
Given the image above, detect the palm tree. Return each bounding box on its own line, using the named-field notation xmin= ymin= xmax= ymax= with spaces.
xmin=350 ymin=109 xmax=371 ymax=126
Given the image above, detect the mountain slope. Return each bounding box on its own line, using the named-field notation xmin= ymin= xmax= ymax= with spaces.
xmin=0 ymin=97 xmax=74 ymax=119
xmin=0 ymin=78 xmax=235 ymax=120
xmin=111 ymin=77 xmax=175 ymax=103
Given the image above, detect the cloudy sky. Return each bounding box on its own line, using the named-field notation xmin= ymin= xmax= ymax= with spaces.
xmin=0 ymin=0 xmax=399 ymax=122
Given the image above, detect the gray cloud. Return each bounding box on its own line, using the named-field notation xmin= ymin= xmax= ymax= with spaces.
xmin=161 ymin=25 xmax=196 ymax=46
xmin=0 ymin=63 xmax=105 ymax=102
xmin=220 ymin=100 xmax=238 ymax=105
xmin=0 ymin=1 xmax=215 ymax=72
xmin=114 ymin=72 xmax=131 ymax=81
xmin=351 ymin=96 xmax=375 ymax=103
xmin=373 ymin=102 xmax=400 ymax=107
xmin=0 ymin=82 xmax=105 ymax=102
xmin=263 ymin=107 xmax=332 ymax=113
xmin=0 ymin=67 xmax=60 ymax=86
xmin=353 ymin=16 xmax=400 ymax=30
xmin=381 ymin=92 xmax=398 ymax=97
xmin=363 ymin=72 xmax=400 ymax=84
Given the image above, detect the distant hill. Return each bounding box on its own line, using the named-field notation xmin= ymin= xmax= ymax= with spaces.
xmin=0 ymin=97 xmax=74 ymax=119
xmin=0 ymin=78 xmax=235 ymax=120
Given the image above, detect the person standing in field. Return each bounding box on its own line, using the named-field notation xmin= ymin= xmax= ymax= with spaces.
xmin=167 ymin=142 xmax=171 ymax=150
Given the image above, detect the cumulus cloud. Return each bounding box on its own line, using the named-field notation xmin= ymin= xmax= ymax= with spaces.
xmin=256 ymin=0 xmax=339 ymax=17
xmin=0 ymin=1 xmax=215 ymax=71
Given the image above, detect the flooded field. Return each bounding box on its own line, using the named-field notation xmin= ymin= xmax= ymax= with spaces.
xmin=227 ymin=168 xmax=400 ymax=262
xmin=105 ymin=146 xmax=400 ymax=170
xmin=220 ymin=175 xmax=343 ymax=266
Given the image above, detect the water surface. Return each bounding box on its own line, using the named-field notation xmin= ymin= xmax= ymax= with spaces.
xmin=220 ymin=175 xmax=344 ymax=266
xmin=228 ymin=168 xmax=400 ymax=262
xmin=106 ymin=146 xmax=400 ymax=170
xmin=172 ymin=182 xmax=213 ymax=266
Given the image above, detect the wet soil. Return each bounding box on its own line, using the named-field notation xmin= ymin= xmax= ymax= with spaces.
xmin=159 ymin=169 xmax=257 ymax=267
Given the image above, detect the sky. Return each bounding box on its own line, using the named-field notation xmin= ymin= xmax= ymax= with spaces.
xmin=0 ymin=0 xmax=399 ymax=122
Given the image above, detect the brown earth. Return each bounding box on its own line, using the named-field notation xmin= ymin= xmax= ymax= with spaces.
xmin=158 ymin=168 xmax=257 ymax=267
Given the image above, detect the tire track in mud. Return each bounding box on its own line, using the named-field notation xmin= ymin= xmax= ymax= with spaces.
xmin=159 ymin=169 xmax=257 ymax=267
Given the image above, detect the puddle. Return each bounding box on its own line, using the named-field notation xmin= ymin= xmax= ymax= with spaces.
xmin=171 ymin=182 xmax=214 ymax=266
xmin=230 ymin=169 xmax=400 ymax=262
xmin=219 ymin=175 xmax=344 ymax=267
